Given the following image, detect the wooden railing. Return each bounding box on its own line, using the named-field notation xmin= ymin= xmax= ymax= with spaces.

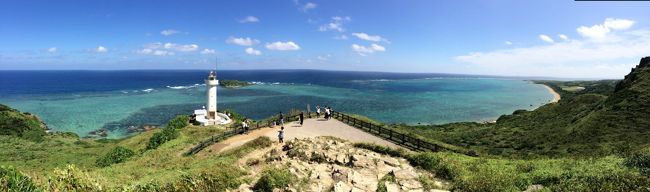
xmin=184 ymin=113 xmax=313 ymax=156
xmin=332 ymin=111 xmax=448 ymax=152
xmin=185 ymin=110 xmax=469 ymax=156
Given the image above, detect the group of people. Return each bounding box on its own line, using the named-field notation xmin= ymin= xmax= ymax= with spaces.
xmin=316 ymin=106 xmax=333 ymax=120
xmin=239 ymin=106 xmax=334 ymax=144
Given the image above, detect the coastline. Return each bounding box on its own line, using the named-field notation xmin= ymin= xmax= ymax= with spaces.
xmin=541 ymin=84 xmax=561 ymax=103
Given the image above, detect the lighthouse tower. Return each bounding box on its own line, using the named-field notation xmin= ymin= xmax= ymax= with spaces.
xmin=192 ymin=67 xmax=231 ymax=126
xmin=205 ymin=71 xmax=218 ymax=122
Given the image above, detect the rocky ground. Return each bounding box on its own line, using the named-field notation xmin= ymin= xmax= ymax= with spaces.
xmin=231 ymin=136 xmax=449 ymax=192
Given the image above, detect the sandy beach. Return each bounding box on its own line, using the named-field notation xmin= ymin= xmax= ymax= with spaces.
xmin=542 ymin=84 xmax=561 ymax=103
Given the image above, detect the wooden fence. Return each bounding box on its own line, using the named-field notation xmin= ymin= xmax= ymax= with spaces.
xmin=332 ymin=111 xmax=448 ymax=152
xmin=183 ymin=113 xmax=313 ymax=156
xmin=185 ymin=110 xmax=467 ymax=156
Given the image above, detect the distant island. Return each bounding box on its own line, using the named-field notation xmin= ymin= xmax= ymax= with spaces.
xmin=219 ymin=79 xmax=251 ymax=88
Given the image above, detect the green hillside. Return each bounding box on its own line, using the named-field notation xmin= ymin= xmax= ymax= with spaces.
xmin=0 ymin=104 xmax=48 ymax=142
xmin=392 ymin=57 xmax=650 ymax=157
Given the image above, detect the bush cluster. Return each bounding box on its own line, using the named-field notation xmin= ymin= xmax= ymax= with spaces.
xmin=0 ymin=166 xmax=40 ymax=192
xmin=47 ymin=165 xmax=103 ymax=191
xmin=146 ymin=115 xmax=188 ymax=150
xmin=253 ymin=167 xmax=295 ymax=192
xmin=353 ymin=142 xmax=409 ymax=157
xmin=406 ymin=152 xmax=456 ymax=180
xmin=0 ymin=104 xmax=46 ymax=142
xmin=95 ymin=146 xmax=136 ymax=167
xmin=623 ymin=152 xmax=650 ymax=176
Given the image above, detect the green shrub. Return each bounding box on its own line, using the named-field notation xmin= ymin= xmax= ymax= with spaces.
xmin=47 ymin=165 xmax=104 ymax=191
xmin=253 ymin=167 xmax=295 ymax=192
xmin=163 ymin=171 xmax=246 ymax=191
xmin=166 ymin=115 xmax=189 ymax=129
xmin=0 ymin=105 xmax=46 ymax=142
xmin=145 ymin=128 xmax=178 ymax=150
xmin=353 ymin=142 xmax=409 ymax=157
xmin=0 ymin=166 xmax=41 ymax=192
xmin=146 ymin=115 xmax=186 ymax=150
xmin=407 ymin=152 xmax=456 ymax=180
xmin=623 ymin=152 xmax=650 ymax=176
xmin=96 ymin=146 xmax=136 ymax=167
xmin=377 ymin=171 xmax=396 ymax=192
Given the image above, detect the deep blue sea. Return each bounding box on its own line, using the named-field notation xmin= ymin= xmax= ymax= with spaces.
xmin=0 ymin=70 xmax=554 ymax=138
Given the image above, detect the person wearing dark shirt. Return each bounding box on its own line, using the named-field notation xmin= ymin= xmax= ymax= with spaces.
xmin=299 ymin=112 xmax=304 ymax=126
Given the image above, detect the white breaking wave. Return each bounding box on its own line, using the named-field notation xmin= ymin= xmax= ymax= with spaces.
xmin=166 ymin=84 xmax=205 ymax=89
xmin=142 ymin=88 xmax=155 ymax=93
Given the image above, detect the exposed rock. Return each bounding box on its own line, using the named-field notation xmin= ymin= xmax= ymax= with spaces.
xmin=524 ymin=184 xmax=544 ymax=192
xmin=334 ymin=181 xmax=352 ymax=192
xmin=386 ymin=181 xmax=400 ymax=192
xmin=399 ymin=179 xmax=423 ymax=190
xmin=394 ymin=169 xmax=418 ymax=180
xmin=238 ymin=137 xmax=449 ymax=192
xmin=88 ymin=128 xmax=108 ymax=137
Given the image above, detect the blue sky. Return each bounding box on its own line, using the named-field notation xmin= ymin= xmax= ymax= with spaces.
xmin=1 ymin=0 xmax=649 ymax=78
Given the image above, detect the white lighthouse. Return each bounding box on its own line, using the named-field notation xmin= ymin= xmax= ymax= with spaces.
xmin=206 ymin=71 xmax=218 ymax=120
xmin=193 ymin=70 xmax=231 ymax=126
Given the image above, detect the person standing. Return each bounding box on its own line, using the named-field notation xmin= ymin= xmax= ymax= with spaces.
xmin=316 ymin=106 xmax=321 ymax=118
xmin=299 ymin=112 xmax=304 ymax=126
xmin=278 ymin=112 xmax=284 ymax=126
xmin=278 ymin=126 xmax=285 ymax=143
xmin=242 ymin=118 xmax=249 ymax=134
xmin=325 ymin=107 xmax=330 ymax=120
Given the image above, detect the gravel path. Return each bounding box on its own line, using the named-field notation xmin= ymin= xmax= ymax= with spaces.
xmin=200 ymin=118 xmax=402 ymax=155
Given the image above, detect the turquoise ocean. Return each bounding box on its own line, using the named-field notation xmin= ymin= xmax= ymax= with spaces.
xmin=0 ymin=70 xmax=554 ymax=138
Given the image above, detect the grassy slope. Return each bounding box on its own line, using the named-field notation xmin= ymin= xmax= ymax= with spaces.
xmin=392 ymin=57 xmax=650 ymax=157
xmin=0 ymin=122 xmax=253 ymax=188
xmin=0 ymin=104 xmax=46 ymax=141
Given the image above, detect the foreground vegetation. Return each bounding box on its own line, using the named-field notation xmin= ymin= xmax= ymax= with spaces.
xmin=356 ymin=142 xmax=650 ymax=191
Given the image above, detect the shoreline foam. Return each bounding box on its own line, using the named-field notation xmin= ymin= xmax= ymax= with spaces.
xmin=541 ymin=84 xmax=561 ymax=103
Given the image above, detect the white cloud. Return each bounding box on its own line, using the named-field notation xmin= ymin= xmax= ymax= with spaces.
xmin=603 ymin=18 xmax=635 ymax=30
xmin=200 ymin=49 xmax=216 ymax=54
xmin=226 ymin=37 xmax=260 ymax=46
xmin=95 ymin=46 xmax=108 ymax=53
xmin=162 ymin=43 xmax=198 ymax=52
xmin=539 ymin=34 xmax=554 ymax=43
xmin=302 ymin=2 xmax=317 ymax=11
xmin=137 ymin=42 xmax=199 ymax=56
xmin=454 ymin=18 xmax=649 ymax=78
xmin=319 ymin=16 xmax=351 ymax=32
xmin=577 ymin=18 xmax=635 ymax=40
xmin=317 ymin=54 xmax=331 ymax=61
xmin=245 ymin=47 xmax=262 ymax=55
xmin=351 ymin=43 xmax=386 ymax=56
xmin=160 ymin=29 xmax=180 ymax=36
xmin=266 ymin=41 xmax=301 ymax=51
xmin=334 ymin=35 xmax=348 ymax=40
xmin=559 ymin=34 xmax=569 ymax=41
xmin=577 ymin=25 xmax=610 ymax=39
xmin=239 ymin=16 xmax=259 ymax=23
xmin=138 ymin=48 xmax=175 ymax=56
xmin=351 ymin=32 xmax=388 ymax=43
xmin=504 ymin=41 xmax=513 ymax=45
xmin=47 ymin=47 xmax=57 ymax=53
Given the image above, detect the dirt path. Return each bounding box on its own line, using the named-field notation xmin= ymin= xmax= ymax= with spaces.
xmin=199 ymin=118 xmax=402 ymax=155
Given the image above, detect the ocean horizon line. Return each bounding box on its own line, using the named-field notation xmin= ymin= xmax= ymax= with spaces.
xmin=0 ymin=68 xmax=605 ymax=81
